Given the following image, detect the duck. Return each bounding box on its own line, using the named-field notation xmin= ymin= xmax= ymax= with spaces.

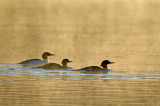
xmin=37 ymin=59 xmax=72 ymax=70
xmin=19 ymin=52 xmax=54 ymax=67
xmin=76 ymin=60 xmax=115 ymax=74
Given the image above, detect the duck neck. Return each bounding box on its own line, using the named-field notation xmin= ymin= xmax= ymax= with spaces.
xmin=102 ymin=66 xmax=108 ymax=70
xmin=42 ymin=55 xmax=48 ymax=60
xmin=43 ymin=59 xmax=49 ymax=63
xmin=62 ymin=64 xmax=68 ymax=70
xmin=62 ymin=63 xmax=67 ymax=67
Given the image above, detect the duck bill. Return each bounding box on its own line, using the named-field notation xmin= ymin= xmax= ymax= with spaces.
xmin=109 ymin=62 xmax=115 ymax=64
xmin=50 ymin=54 xmax=55 ymax=56
xmin=68 ymin=61 xmax=72 ymax=63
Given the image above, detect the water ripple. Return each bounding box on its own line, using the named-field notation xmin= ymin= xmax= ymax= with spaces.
xmin=0 ymin=63 xmax=160 ymax=81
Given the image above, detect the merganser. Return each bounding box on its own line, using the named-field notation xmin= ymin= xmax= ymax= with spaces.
xmin=37 ymin=59 xmax=72 ymax=70
xmin=19 ymin=52 xmax=54 ymax=67
xmin=76 ymin=60 xmax=115 ymax=74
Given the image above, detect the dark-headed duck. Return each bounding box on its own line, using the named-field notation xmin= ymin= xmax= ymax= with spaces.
xmin=76 ymin=60 xmax=115 ymax=73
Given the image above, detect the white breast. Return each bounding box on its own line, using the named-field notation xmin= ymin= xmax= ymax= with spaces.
xmin=108 ymin=69 xmax=114 ymax=72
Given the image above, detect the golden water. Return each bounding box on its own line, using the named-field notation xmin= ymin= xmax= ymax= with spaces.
xmin=0 ymin=0 xmax=160 ymax=105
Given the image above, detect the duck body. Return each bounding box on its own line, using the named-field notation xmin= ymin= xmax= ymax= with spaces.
xmin=77 ymin=66 xmax=102 ymax=71
xmin=38 ymin=63 xmax=64 ymax=70
xmin=77 ymin=66 xmax=108 ymax=74
xmin=19 ymin=59 xmax=49 ymax=67
xmin=37 ymin=59 xmax=72 ymax=70
xmin=19 ymin=52 xmax=54 ymax=67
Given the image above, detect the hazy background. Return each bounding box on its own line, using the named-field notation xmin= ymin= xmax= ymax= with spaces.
xmin=0 ymin=0 xmax=160 ymax=106
xmin=0 ymin=0 xmax=160 ymax=74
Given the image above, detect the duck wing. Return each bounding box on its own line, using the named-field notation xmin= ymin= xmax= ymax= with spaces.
xmin=77 ymin=66 xmax=102 ymax=71
xmin=77 ymin=66 xmax=108 ymax=74
xmin=38 ymin=63 xmax=62 ymax=70
xmin=19 ymin=59 xmax=42 ymax=64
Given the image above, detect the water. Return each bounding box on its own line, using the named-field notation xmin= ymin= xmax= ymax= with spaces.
xmin=0 ymin=64 xmax=160 ymax=106
xmin=1 ymin=0 xmax=160 ymax=105
xmin=0 ymin=64 xmax=160 ymax=81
